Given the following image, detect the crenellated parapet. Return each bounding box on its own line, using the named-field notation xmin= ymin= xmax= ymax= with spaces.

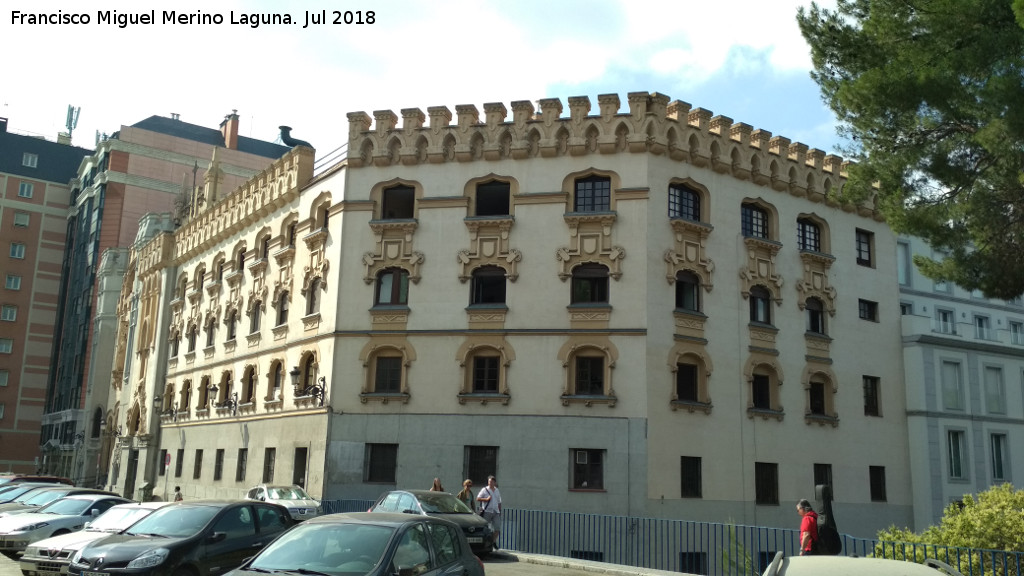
xmin=347 ymin=92 xmax=880 ymax=220
xmin=173 ymin=146 xmax=315 ymax=262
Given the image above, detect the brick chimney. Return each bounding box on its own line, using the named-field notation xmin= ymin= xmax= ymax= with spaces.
xmin=220 ymin=110 xmax=239 ymax=150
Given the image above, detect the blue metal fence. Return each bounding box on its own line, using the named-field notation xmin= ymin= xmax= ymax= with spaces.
xmin=321 ymin=500 xmax=1023 ymax=575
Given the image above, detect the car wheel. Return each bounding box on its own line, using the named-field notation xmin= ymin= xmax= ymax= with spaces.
xmin=52 ymin=530 xmax=70 ymax=536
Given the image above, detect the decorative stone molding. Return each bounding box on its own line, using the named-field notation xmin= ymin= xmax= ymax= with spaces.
xmin=246 ymin=332 xmax=261 ymax=347
xmin=347 ymin=92 xmax=882 ymax=220
xmin=457 ymin=218 xmax=522 ymax=282
xmin=466 ymin=308 xmax=507 ymax=329
xmin=568 ymin=305 xmax=612 ymax=330
xmin=555 ymin=214 xmax=625 ymax=281
xmin=272 ymin=324 xmax=289 ymax=341
xmin=665 ymin=219 xmax=715 ymax=290
xmin=223 ymin=339 xmax=237 ymax=354
xmin=739 ymin=237 xmax=784 ymax=303
xmin=302 ymin=313 xmax=321 ymax=331
xmin=796 ymin=251 xmax=837 ymax=315
xmin=363 ymin=221 xmax=423 ymax=284
xmin=205 ymin=280 xmax=221 ymax=299
xmin=557 ymin=339 xmax=618 ymax=406
xmin=673 ymin=311 xmax=707 ymax=340
xmin=203 ymin=345 xmax=215 ymax=360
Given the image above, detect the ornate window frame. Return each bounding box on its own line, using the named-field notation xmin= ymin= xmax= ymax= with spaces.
xmin=669 ymin=342 xmax=713 ymax=413
xmin=359 ymin=338 xmax=416 ymax=404
xmin=456 ymin=337 xmax=515 ymax=404
xmin=744 ymin=355 xmax=785 ymax=421
xmin=558 ymin=337 xmax=618 ymax=407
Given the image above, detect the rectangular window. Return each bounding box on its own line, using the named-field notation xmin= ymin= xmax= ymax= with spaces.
xmin=1011 ymin=321 xmax=1024 ymax=345
xmin=0 ymin=403 xmax=4 ymax=420
xmin=941 ymin=361 xmax=964 ymax=410
xmin=741 ymin=204 xmax=769 ymax=238
xmin=855 ymin=229 xmax=874 ymax=267
xmin=0 ymin=339 xmax=12 ymax=354
xmin=9 ymin=243 xmax=26 ymax=259
xmin=858 ymin=299 xmax=878 ymax=321
xmin=236 ymin=448 xmax=248 ymax=482
xmin=574 ymin=176 xmax=611 ymax=212
xmin=869 ymin=466 xmax=887 ymax=501
xmin=948 ymin=430 xmax=966 ymax=479
xmin=813 ymin=463 xmax=833 ymax=489
xmin=158 ymin=449 xmax=168 ymax=476
xmin=936 ymin=309 xmax=955 ymax=334
xmin=365 ymin=443 xmax=398 ymax=483
xmin=984 ymin=366 xmax=1005 ymax=414
xmin=574 ymin=356 xmax=604 ymax=395
xmin=668 ymin=185 xmax=700 ymax=221
xmin=752 ymin=374 xmax=771 ymax=410
xmin=18 ymin=182 xmax=34 ymax=198
xmin=572 ymin=448 xmax=605 ymax=490
xmin=381 ymin=186 xmax=415 ymax=219
xmin=676 ymin=363 xmax=698 ymax=403
xmin=472 ymin=356 xmax=499 ymax=393
xmin=680 ymin=456 xmax=702 ymax=498
xmin=755 ymin=462 xmax=779 ymax=505
xmin=0 ymin=370 xmax=8 ymax=386
xmin=22 ymin=153 xmax=38 ymax=168
xmin=5 ymin=275 xmax=21 ymax=290
xmin=475 ymin=181 xmax=510 ymax=216
xmin=293 ymin=447 xmax=309 ymax=488
xmin=374 ymin=357 xmax=403 ymax=393
xmin=464 ymin=445 xmax=498 ymax=486
xmin=897 ymin=241 xmax=911 ymax=285
xmin=193 ymin=449 xmax=204 ymax=479
xmin=974 ymin=315 xmax=992 ymax=340
xmin=175 ymin=449 xmax=184 ymax=478
xmin=214 ymin=449 xmax=225 ymax=481
xmin=991 ymin=434 xmax=1007 ymax=481
xmin=796 ymin=219 xmax=821 ymax=252
xmin=863 ymin=376 xmax=881 ymax=416
xmin=900 ymin=302 xmax=913 ymax=316
xmin=809 ymin=382 xmax=826 ymax=415
xmin=263 ymin=447 xmax=276 ymax=483
xmin=13 ymin=212 xmax=29 ymax=227
xmin=1 ymin=305 xmax=16 ymax=322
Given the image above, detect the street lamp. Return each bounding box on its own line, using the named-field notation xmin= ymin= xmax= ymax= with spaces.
xmin=290 ymin=366 xmax=326 ymax=407
xmin=207 ymin=382 xmax=238 ymax=415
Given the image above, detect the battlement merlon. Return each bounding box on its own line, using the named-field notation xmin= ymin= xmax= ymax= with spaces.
xmin=345 ymin=92 xmax=872 ymax=219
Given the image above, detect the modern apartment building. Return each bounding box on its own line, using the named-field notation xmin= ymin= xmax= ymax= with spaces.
xmin=110 ymin=92 xmax=915 ymax=538
xmin=40 ymin=113 xmax=289 ymax=486
xmin=898 ymin=234 xmax=1024 ymax=528
xmin=0 ymin=118 xmax=92 ymax=473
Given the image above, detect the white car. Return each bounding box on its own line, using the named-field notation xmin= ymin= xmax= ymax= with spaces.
xmin=19 ymin=501 xmax=169 ymax=576
xmin=762 ymin=551 xmax=966 ymax=575
xmin=0 ymin=494 xmax=129 ymax=556
xmin=244 ymin=484 xmax=321 ymax=521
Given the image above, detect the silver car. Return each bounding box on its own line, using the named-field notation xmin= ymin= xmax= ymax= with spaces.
xmin=0 ymin=494 xmax=129 ymax=556
xmin=244 ymin=484 xmax=321 ymax=521
xmin=20 ymin=502 xmax=170 ymax=576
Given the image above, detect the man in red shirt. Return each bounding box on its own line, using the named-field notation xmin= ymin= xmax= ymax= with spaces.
xmin=796 ymin=499 xmax=818 ymax=555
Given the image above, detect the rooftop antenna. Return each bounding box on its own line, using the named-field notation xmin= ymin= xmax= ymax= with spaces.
xmin=65 ymin=105 xmax=80 ymax=139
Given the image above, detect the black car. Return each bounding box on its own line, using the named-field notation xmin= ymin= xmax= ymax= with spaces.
xmin=67 ymin=500 xmax=294 ymax=576
xmin=370 ymin=489 xmax=495 ymax=555
xmin=226 ymin=512 xmax=485 ymax=576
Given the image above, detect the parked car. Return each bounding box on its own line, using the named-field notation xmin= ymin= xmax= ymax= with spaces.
xmin=243 ymin=484 xmax=321 ymax=521
xmin=67 ymin=500 xmax=294 ymax=576
xmin=20 ymin=502 xmax=172 ymax=576
xmin=0 ymin=475 xmax=74 ymax=488
xmin=224 ymin=512 xmax=485 ymax=576
xmin=0 ymin=494 xmax=130 ymax=557
xmin=761 ymin=552 xmax=966 ymax=576
xmin=0 ymin=488 xmax=119 ymax=518
xmin=369 ymin=489 xmax=495 ymax=555
xmin=0 ymin=484 xmax=63 ymax=504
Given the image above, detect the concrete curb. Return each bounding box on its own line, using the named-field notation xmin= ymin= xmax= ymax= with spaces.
xmin=504 ymin=551 xmax=688 ymax=576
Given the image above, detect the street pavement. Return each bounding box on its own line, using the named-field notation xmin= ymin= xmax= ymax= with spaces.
xmin=1 ymin=548 xmax=686 ymax=576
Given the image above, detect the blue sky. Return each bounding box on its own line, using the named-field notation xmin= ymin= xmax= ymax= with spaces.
xmin=2 ymin=0 xmax=843 ymax=158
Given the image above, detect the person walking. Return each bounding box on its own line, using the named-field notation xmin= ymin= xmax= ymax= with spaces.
xmin=173 ymin=486 xmax=184 ymax=502
xmin=429 ymin=478 xmax=444 ymax=492
xmin=456 ymin=479 xmax=474 ymax=510
xmin=796 ymin=499 xmax=818 ymax=555
xmin=476 ymin=475 xmax=502 ymax=550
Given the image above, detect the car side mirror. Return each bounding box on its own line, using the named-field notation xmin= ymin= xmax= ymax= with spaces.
xmin=208 ymin=532 xmax=227 ymax=543
xmin=91 ymin=509 xmax=100 ymax=517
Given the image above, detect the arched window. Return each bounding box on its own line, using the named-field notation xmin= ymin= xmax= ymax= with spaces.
xmin=270 ymin=361 xmax=284 ymax=400
xmin=218 ymin=371 xmax=232 ymax=405
xmin=470 ymin=266 xmax=506 ymax=305
xmin=181 ymin=380 xmax=192 ymax=412
xmin=375 ymin=268 xmax=409 ymax=305
xmin=260 ymin=235 xmax=271 ymax=260
xmin=226 ymin=310 xmax=237 ymax=341
xmin=741 ymin=203 xmax=769 ymax=239
xmin=237 ymin=247 xmax=246 ymax=271
xmin=195 ymin=266 xmax=205 ymax=292
xmin=277 ymin=292 xmax=289 ymax=326
xmin=243 ymin=367 xmax=257 ymax=403
xmin=806 ymin=297 xmax=826 ymax=335
xmin=170 ymin=330 xmax=180 ymax=357
xmin=198 ymin=376 xmax=211 ymax=409
xmin=749 ymin=286 xmax=772 ymax=325
xmin=301 ymin=354 xmax=317 ymax=393
xmin=250 ymin=302 xmax=262 ymax=333
xmin=187 ymin=326 xmax=198 ymax=353
xmin=306 ymin=279 xmax=321 ymax=315
xmin=675 ymin=271 xmax=701 ymax=312
xmin=287 ymin=222 xmax=297 ymax=247
xmin=571 ymin=264 xmax=609 ymax=304
xmin=797 ymin=218 xmax=822 ymax=252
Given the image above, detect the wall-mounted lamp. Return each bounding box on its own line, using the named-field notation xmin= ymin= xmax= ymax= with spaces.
xmin=290 ymin=366 xmax=326 ymax=407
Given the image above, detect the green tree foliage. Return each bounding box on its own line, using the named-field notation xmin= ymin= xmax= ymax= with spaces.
xmin=874 ymin=484 xmax=1024 ymax=574
xmin=797 ymin=0 xmax=1024 ymax=299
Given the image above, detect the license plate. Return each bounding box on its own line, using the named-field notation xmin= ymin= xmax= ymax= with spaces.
xmin=84 ymin=571 xmax=109 ymax=576
xmin=466 ymin=537 xmax=482 ymax=544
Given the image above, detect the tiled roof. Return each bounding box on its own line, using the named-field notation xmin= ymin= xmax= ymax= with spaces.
xmin=0 ymin=131 xmax=92 ymax=184
xmin=130 ymin=116 xmax=291 ymax=158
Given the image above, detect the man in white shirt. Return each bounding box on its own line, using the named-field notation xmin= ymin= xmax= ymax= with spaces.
xmin=476 ymin=475 xmax=502 ymax=550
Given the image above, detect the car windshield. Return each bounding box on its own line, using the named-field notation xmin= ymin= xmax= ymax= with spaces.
xmin=249 ymin=522 xmax=395 ymax=575
xmin=268 ymin=486 xmax=312 ymax=500
xmin=21 ymin=490 xmax=69 ymax=506
xmin=88 ymin=507 xmax=155 ymax=532
xmin=0 ymin=486 xmax=39 ymax=502
xmin=38 ymin=498 xmax=93 ymax=516
xmin=125 ymin=506 xmax=219 ymax=538
xmin=414 ymin=492 xmax=473 ymax=514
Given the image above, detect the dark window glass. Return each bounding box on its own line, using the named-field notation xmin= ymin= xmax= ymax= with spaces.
xmin=675 ymin=271 xmax=700 ymax=312
xmin=250 ymin=303 xmax=262 ymax=333
xmin=750 ymin=286 xmax=772 ymax=324
xmin=863 ymin=376 xmax=881 ymax=416
xmin=464 ymin=445 xmax=498 ymax=487
xmin=366 ymin=443 xmax=398 ymax=483
xmin=227 ymin=311 xmax=237 ymax=341
xmin=869 ymin=466 xmax=887 ymax=501
xmin=382 ymin=185 xmax=415 ymax=219
xmin=669 ymin=185 xmax=700 ymax=221
xmin=472 ymin=356 xmax=500 ymax=393
xmin=293 ymin=447 xmax=308 ymax=488
xmin=676 ymin=363 xmax=698 ymax=402
xmin=376 ymin=268 xmax=409 ymax=305
xmin=471 ymin=266 xmax=506 ymax=305
xmin=742 ymin=204 xmax=769 ymax=238
xmin=575 ymin=356 xmax=604 ymax=395
xmin=858 ymin=299 xmax=878 ymax=321
xmin=809 ymin=382 xmax=826 ymax=415
xmin=277 ymin=292 xmax=289 ymax=326
xmin=572 ymin=449 xmax=604 ymax=490
xmin=306 ymin=278 xmax=321 ymax=315
xmin=755 ymin=462 xmax=779 ymax=505
xmin=263 ymin=448 xmax=276 ymax=483
xmin=574 ymin=176 xmax=611 ymax=212
xmin=680 ymin=456 xmax=702 ymax=498
xmin=476 ymin=181 xmax=511 ymax=216
xmin=214 ymin=449 xmax=225 ymax=481
xmin=175 ymin=449 xmax=184 ymax=478
xmin=806 ymin=298 xmax=825 ymax=334
xmin=159 ymin=449 xmax=168 ymax=476
xmin=236 ymin=448 xmax=248 ymax=482
xmin=814 ymin=463 xmax=833 ymax=489
xmin=571 ymin=264 xmax=609 ymax=304
xmin=187 ymin=327 xmax=197 ymax=352
xmin=856 ymin=229 xmax=874 ymax=266
xmin=752 ymin=374 xmax=771 ymax=410
xmin=193 ymin=449 xmax=203 ymax=479
xmin=375 ymin=357 xmax=402 ymax=393
xmin=797 ymin=218 xmax=821 ymax=252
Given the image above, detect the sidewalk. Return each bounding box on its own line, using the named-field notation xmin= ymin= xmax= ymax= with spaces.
xmin=507 ymin=551 xmax=691 ymax=576
xmin=0 ymin=553 xmax=20 ymax=576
